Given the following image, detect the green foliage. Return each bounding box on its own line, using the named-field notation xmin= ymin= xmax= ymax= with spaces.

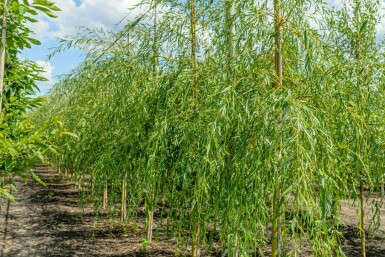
xmin=34 ymin=0 xmax=385 ymax=256
xmin=0 ymin=1 xmax=61 ymax=198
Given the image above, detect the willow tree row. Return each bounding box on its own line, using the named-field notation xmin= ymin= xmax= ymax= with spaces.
xmin=33 ymin=0 xmax=385 ymax=256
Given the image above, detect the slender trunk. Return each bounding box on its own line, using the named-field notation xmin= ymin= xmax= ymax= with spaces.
xmin=355 ymin=17 xmax=366 ymax=256
xmin=145 ymin=2 xmax=158 ymax=242
xmin=147 ymin=211 xmax=154 ymax=242
xmin=190 ymin=1 xmax=199 ymax=256
xmin=190 ymin=0 xmax=197 ymax=97
xmin=360 ymin=181 xmax=366 ymax=257
xmin=225 ymin=3 xmax=237 ymax=255
xmin=274 ymin=0 xmax=282 ymax=88
xmin=0 ymin=0 xmax=7 ymax=114
xmin=190 ymin=0 xmax=197 ymax=64
xmin=271 ymin=187 xmax=282 ymax=257
xmin=121 ymin=173 xmax=127 ymax=222
xmin=192 ymin=220 xmax=200 ymax=257
xmin=272 ymin=0 xmax=283 ymax=256
xmin=103 ymin=179 xmax=108 ymax=209
xmin=78 ymin=177 xmax=82 ymax=190
xmin=153 ymin=3 xmax=158 ymax=82
xmin=231 ymin=233 xmax=239 ymax=257
xmin=225 ymin=0 xmax=235 ymax=78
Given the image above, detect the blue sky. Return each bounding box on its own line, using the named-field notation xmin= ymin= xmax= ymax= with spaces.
xmin=22 ymin=0 xmax=142 ymax=95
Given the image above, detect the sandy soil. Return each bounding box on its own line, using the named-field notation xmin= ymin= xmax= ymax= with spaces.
xmin=0 ymin=165 xmax=385 ymax=257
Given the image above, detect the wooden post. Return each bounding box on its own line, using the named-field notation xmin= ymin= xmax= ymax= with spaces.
xmin=0 ymin=0 xmax=7 ymax=114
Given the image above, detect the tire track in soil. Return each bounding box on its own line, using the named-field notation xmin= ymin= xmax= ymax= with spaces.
xmin=0 ymin=165 xmax=175 ymax=257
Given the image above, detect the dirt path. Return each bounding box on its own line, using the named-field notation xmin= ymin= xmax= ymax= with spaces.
xmin=0 ymin=165 xmax=175 ymax=257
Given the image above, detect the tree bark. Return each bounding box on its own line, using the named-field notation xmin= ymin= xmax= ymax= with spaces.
xmin=0 ymin=0 xmax=8 ymax=114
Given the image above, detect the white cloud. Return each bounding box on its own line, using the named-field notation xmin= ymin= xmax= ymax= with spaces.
xmin=35 ymin=60 xmax=54 ymax=95
xmin=376 ymin=1 xmax=385 ymax=40
xmin=30 ymin=0 xmax=143 ymax=40
xmin=36 ymin=60 xmax=54 ymax=83
xmin=28 ymin=17 xmax=51 ymax=41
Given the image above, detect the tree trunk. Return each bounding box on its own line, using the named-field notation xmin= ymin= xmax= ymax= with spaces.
xmin=360 ymin=181 xmax=366 ymax=257
xmin=272 ymin=0 xmax=283 ymax=256
xmin=120 ymin=173 xmax=127 ymax=222
xmin=192 ymin=221 xmax=200 ymax=257
xmin=147 ymin=211 xmax=154 ymax=242
xmin=0 ymin=0 xmax=8 ymax=114
xmin=190 ymin=2 xmax=199 ymax=256
xmin=190 ymin=0 xmax=197 ymax=97
xmin=102 ymin=180 xmax=108 ymax=209
xmin=225 ymin=0 xmax=235 ymax=77
xmin=274 ymin=0 xmax=282 ymax=88
xmin=271 ymin=187 xmax=282 ymax=257
xmin=153 ymin=2 xmax=158 ymax=82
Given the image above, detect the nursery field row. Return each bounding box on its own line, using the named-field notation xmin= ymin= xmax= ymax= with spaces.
xmin=31 ymin=0 xmax=385 ymax=256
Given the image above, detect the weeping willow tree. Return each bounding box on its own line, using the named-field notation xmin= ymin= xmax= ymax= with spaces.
xmin=325 ymin=1 xmax=385 ymax=256
xmin=32 ymin=0 xmax=385 ymax=256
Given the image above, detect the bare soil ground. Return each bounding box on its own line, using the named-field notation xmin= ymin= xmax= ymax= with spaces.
xmin=0 ymin=165 xmax=384 ymax=257
xmin=340 ymin=196 xmax=385 ymax=256
xmin=0 ymin=165 xmax=178 ymax=257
